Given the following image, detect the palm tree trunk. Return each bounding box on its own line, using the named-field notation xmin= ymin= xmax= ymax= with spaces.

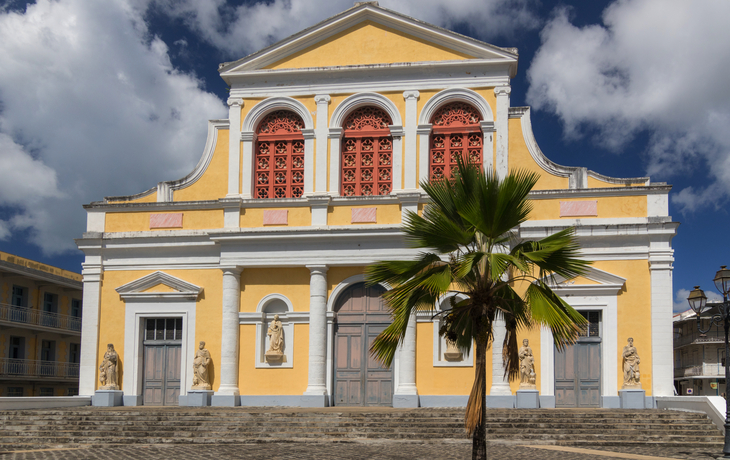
xmin=467 ymin=337 xmax=487 ymax=460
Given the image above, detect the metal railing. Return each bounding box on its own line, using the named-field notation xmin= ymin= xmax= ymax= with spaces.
xmin=0 ymin=303 xmax=81 ymax=333
xmin=0 ymin=358 xmax=79 ymax=379
xmin=675 ymin=363 xmax=724 ymax=377
xmin=674 ymin=329 xmax=725 ymax=347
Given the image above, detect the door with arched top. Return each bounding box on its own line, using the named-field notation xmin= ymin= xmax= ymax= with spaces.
xmin=333 ymin=282 xmax=393 ymax=406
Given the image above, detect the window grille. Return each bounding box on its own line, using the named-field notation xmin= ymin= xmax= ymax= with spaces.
xmin=254 ymin=110 xmax=305 ymax=199
xmin=341 ymin=107 xmax=393 ymax=196
xmin=578 ymin=311 xmax=601 ymax=337
xmin=7 ymin=387 xmax=23 ymax=397
xmin=39 ymin=388 xmax=54 ymax=397
xmin=145 ymin=318 xmax=183 ymax=341
xmin=429 ymin=102 xmax=482 ymax=181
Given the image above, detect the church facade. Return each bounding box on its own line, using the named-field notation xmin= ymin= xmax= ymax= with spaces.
xmin=76 ymin=3 xmax=677 ymax=408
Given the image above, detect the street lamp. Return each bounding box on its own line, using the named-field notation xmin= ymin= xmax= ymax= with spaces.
xmin=688 ymin=265 xmax=730 ymax=458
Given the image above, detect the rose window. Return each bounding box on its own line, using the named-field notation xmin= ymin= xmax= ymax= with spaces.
xmin=340 ymin=106 xmax=393 ymax=197
xmin=429 ymin=102 xmax=483 ymax=181
xmin=255 ymin=110 xmax=305 ymax=199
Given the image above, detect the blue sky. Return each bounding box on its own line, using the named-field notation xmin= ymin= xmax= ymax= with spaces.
xmin=0 ymin=0 xmax=728 ymax=312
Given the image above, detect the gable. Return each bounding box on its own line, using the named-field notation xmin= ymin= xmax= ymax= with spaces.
xmin=116 ymin=271 xmax=203 ymax=300
xmin=541 ymin=266 xmax=626 ymax=296
xmin=265 ymin=21 xmax=474 ymax=70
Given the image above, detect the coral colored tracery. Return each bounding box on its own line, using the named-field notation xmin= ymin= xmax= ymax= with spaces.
xmin=341 ymin=107 xmax=393 ymax=197
xmin=255 ymin=110 xmax=305 ymax=199
xmin=429 ymin=102 xmax=482 ymax=181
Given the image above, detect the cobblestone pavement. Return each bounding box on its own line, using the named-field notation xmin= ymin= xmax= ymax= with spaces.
xmin=0 ymin=442 xmax=723 ymax=460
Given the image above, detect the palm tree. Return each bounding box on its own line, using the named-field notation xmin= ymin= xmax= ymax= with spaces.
xmin=366 ymin=156 xmax=590 ymax=460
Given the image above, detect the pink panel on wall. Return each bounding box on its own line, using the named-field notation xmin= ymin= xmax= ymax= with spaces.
xmin=351 ymin=207 xmax=377 ymax=223
xmin=263 ymin=210 xmax=288 ymax=225
xmin=149 ymin=213 xmax=183 ymax=229
xmin=560 ymin=201 xmax=598 ymax=217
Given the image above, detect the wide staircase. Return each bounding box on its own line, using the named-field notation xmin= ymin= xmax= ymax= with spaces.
xmin=0 ymin=407 xmax=723 ymax=447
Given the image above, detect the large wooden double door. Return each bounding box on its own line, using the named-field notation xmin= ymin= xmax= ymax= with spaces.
xmin=555 ymin=311 xmax=602 ymax=408
xmin=142 ymin=318 xmax=182 ymax=406
xmin=334 ymin=283 xmax=393 ymax=406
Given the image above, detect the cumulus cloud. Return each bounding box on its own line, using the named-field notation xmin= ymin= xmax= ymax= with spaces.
xmin=150 ymin=0 xmax=540 ymax=58
xmin=526 ymin=0 xmax=730 ymax=213
xmin=0 ymin=0 xmax=226 ymax=253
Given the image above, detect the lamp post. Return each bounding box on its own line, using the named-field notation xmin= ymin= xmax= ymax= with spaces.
xmin=687 ymin=265 xmax=730 ymax=458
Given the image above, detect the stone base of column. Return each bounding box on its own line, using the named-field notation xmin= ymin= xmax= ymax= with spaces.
xmin=516 ymin=390 xmax=540 ymax=409
xmin=212 ymin=393 xmax=240 ymax=407
xmin=92 ymin=390 xmax=123 ymax=407
xmin=300 ymin=394 xmax=328 ymax=407
xmin=393 ymin=394 xmax=419 ymax=408
xmin=123 ymin=395 xmax=143 ymax=406
xmin=539 ymin=395 xmax=555 ymax=408
xmin=619 ymin=389 xmax=646 ymax=409
xmin=486 ymin=395 xmax=515 ymax=408
xmin=180 ymin=390 xmax=214 ymax=407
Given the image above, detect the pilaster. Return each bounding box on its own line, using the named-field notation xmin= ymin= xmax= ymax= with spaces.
xmin=302 ymin=128 xmax=316 ymax=196
xmin=494 ymin=86 xmax=511 ymax=181
xmin=327 ymin=128 xmax=344 ymax=196
xmin=303 ymin=265 xmax=329 ymax=406
xmin=227 ymin=98 xmax=244 ymax=197
xmin=240 ymin=131 xmax=255 ymax=199
xmin=314 ymin=95 xmax=331 ymax=194
xmin=402 ymin=91 xmax=420 ymax=191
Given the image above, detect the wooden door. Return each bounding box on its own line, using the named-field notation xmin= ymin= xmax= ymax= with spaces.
xmin=143 ymin=344 xmax=181 ymax=406
xmin=555 ymin=339 xmax=601 ymax=408
xmin=334 ymin=283 xmax=393 ymax=406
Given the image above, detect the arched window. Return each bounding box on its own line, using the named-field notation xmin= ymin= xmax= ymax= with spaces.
xmin=341 ymin=107 xmax=393 ymax=197
xmin=255 ymin=110 xmax=305 ymax=199
xmin=429 ymin=102 xmax=483 ymax=181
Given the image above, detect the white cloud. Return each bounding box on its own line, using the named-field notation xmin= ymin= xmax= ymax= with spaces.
xmin=674 ymin=288 xmax=723 ymax=314
xmin=526 ymin=0 xmax=730 ymax=213
xmin=0 ymin=0 xmax=226 ymax=254
xmin=151 ymin=0 xmax=540 ymax=58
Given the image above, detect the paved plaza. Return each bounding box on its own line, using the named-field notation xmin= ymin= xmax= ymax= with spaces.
xmin=0 ymin=441 xmax=722 ymax=460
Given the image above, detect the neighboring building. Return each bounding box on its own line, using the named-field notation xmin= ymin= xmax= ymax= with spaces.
xmin=0 ymin=251 xmax=82 ymax=396
xmin=75 ymin=3 xmax=678 ymax=408
xmin=674 ymin=305 xmax=726 ymax=397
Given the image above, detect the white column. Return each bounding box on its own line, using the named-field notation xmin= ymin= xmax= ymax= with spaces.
xmin=650 ymin=246 xmax=675 ymax=396
xmin=240 ymin=132 xmax=255 ymax=199
xmin=302 ymin=129 xmax=316 ymax=196
xmin=314 ymin=95 xmax=331 ymax=194
xmin=389 ymin=126 xmax=404 ymax=192
xmin=494 ymin=86 xmax=511 ymax=181
xmin=490 ymin=316 xmax=512 ymax=395
xmin=480 ymin=121 xmax=495 ymax=175
xmin=227 ymin=98 xmax=244 ymax=197
xmin=77 ymin=237 xmax=103 ymax=396
xmin=303 ymin=265 xmax=329 ymax=406
xmin=393 ymin=311 xmax=419 ymax=407
xmin=328 ymin=128 xmax=343 ymax=196
xmin=417 ymin=124 xmax=432 ymax=186
xmin=402 ymin=91 xmax=420 ymax=191
xmin=213 ymin=266 xmax=242 ymax=406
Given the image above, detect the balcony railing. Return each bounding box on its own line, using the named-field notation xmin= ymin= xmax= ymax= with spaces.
xmin=674 ymin=329 xmax=725 ymax=347
xmin=0 ymin=358 xmax=79 ymax=379
xmin=0 ymin=303 xmax=81 ymax=333
xmin=675 ymin=363 xmax=725 ymax=377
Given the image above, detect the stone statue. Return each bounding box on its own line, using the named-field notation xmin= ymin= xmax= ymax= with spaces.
xmin=191 ymin=341 xmax=212 ymax=390
xmin=443 ymin=338 xmax=463 ymax=361
xmin=518 ymin=339 xmax=537 ymax=390
xmin=99 ymin=343 xmax=119 ymax=390
xmin=265 ymin=314 xmax=284 ymax=362
xmin=622 ymin=337 xmax=641 ymax=388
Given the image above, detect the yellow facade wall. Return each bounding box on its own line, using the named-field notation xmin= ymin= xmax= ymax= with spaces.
xmin=240 ymin=268 xmax=311 ymax=312
xmin=266 ymin=21 xmax=473 ymax=70
xmin=415 ymin=322 xmax=478 ymax=395
xmin=173 ymin=129 xmax=230 ymax=202
xmin=509 ymin=118 xmax=569 ymax=191
xmin=528 ymin=196 xmax=647 ymax=221
xmin=327 ymin=204 xmax=401 ymax=226
xmin=97 ymin=269 xmax=223 ymax=391
xmin=240 ymin=207 xmax=311 ymax=228
xmin=104 ymin=209 xmax=224 ymax=232
xmin=238 ymin=323 xmax=309 ymax=395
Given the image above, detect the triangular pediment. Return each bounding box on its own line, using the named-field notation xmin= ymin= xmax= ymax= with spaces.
xmin=116 ymin=271 xmax=203 ymax=300
xmin=541 ymin=266 xmax=626 ymax=296
xmin=219 ymin=3 xmax=518 ymax=74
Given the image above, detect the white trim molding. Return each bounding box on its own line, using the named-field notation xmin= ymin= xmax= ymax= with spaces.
xmin=115 ymin=271 xmax=203 ymax=301
xmin=431 ymin=293 xmax=473 ymax=368
xmin=245 ymin=294 xmax=296 ymax=369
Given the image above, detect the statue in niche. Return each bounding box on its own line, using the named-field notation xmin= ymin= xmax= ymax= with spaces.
xmin=622 ymin=337 xmax=641 ymax=389
xmin=443 ymin=338 xmax=463 ymax=361
xmin=518 ymin=339 xmax=537 ymax=390
xmin=99 ymin=343 xmax=119 ymax=390
xmin=192 ymin=341 xmax=212 ymax=390
xmin=265 ymin=314 xmax=285 ymax=362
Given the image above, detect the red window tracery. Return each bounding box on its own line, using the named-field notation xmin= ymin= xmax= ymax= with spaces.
xmin=341 ymin=107 xmax=393 ymax=197
xmin=429 ymin=102 xmax=483 ymax=181
xmin=255 ymin=110 xmax=305 ymax=199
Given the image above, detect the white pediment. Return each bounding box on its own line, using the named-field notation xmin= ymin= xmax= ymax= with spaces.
xmin=115 ymin=271 xmax=203 ymax=301
xmin=541 ymin=266 xmax=626 ymax=296
xmin=219 ymin=3 xmax=518 ymax=75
